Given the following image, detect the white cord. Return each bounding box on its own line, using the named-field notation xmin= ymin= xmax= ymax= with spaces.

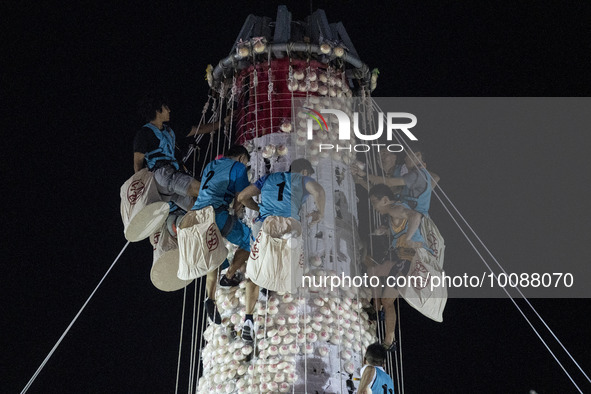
xmin=396 ymin=297 xmax=404 ymax=394
xmin=370 ymin=99 xmax=585 ymax=392
xmin=21 ymin=242 xmax=130 ymax=394
xmin=175 ymin=286 xmax=188 ymax=394
xmin=187 ymin=278 xmax=199 ymax=393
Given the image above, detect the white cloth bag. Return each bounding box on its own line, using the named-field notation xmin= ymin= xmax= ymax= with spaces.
xmin=150 ymin=223 xmax=193 ymax=292
xmin=177 ymin=206 xmax=228 ymax=280
xmin=399 ymin=247 xmax=447 ymax=322
xmin=246 ymin=216 xmax=304 ymax=293
xmin=420 ymin=216 xmax=445 ymax=270
xmin=120 ymin=168 xmax=169 ymax=242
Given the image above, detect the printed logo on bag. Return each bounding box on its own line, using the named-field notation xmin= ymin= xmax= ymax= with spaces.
xmin=205 ymin=224 xmax=219 ymax=251
xmin=250 ymin=232 xmax=263 ymax=260
xmin=152 ymin=232 xmax=161 ymax=251
xmin=409 ymin=261 xmax=430 ymax=290
xmin=427 ymin=231 xmax=439 ymax=258
xmin=127 ymin=179 xmax=145 ymax=204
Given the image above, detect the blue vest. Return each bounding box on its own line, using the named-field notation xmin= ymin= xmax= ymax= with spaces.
xmin=193 ymin=158 xmax=242 ymax=211
xmin=390 ymin=203 xmax=431 ymax=254
xmin=371 ymin=367 xmax=395 ymax=394
xmin=401 ymin=167 xmax=431 ymax=216
xmin=259 ymin=172 xmax=306 ymax=221
xmin=143 ymin=123 xmax=179 ymax=170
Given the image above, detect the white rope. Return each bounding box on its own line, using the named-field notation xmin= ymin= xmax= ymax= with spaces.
xmin=288 ymin=61 xmax=295 ymax=146
xmin=302 ymin=287 xmax=309 ymax=393
xmin=375 ymin=96 xmax=404 ymax=391
xmin=194 ymin=279 xmax=208 ymax=393
xmin=433 ymin=183 xmax=584 ymax=393
xmin=185 ymin=128 xmax=201 ymax=394
xmin=229 ymin=74 xmax=237 ymax=149
xmin=253 ymin=66 xmax=259 ymax=139
xmin=299 ymin=116 xmax=312 ymax=392
xmin=216 ymin=89 xmax=224 ymax=153
xmin=345 ymin=133 xmax=367 ymax=369
xmin=360 ymin=93 xmax=402 ymax=390
xmin=187 ymin=279 xmax=199 ymax=393
xmin=294 ymin=287 xmax=302 ymax=394
xmin=175 ymin=285 xmax=188 ymax=394
xmin=358 ymin=91 xmax=385 ymax=348
xmin=392 ymin=345 xmax=400 ymax=394
xmin=370 ymin=99 xmax=585 ymax=392
xmin=185 ymin=101 xmax=228 ymax=391
xmin=203 ymin=138 xmax=214 ymax=176
xmin=267 ymin=60 xmax=274 ymax=137
xmin=195 ymin=272 xmax=220 ymax=394
xmin=435 ymin=183 xmax=591 ymax=385
xmin=188 ymin=276 xmax=208 ymax=393
xmin=396 ymin=297 xmax=404 ymax=394
xmin=299 ymin=170 xmax=311 ymax=394
xmin=215 ymin=100 xmax=222 ymax=158
xmin=21 ymin=241 xmax=130 ymax=394
xmin=176 ymin=105 xmax=215 ymax=393
xmin=191 ymin=118 xmax=230 ymax=391
xmin=324 ymin=137 xmax=346 ymax=394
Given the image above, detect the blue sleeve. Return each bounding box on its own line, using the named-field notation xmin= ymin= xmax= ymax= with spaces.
xmin=254 ymin=174 xmax=269 ymax=190
xmin=231 ymin=162 xmax=250 ymax=193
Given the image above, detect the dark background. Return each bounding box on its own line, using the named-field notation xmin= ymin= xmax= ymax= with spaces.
xmin=4 ymin=1 xmax=591 ymax=393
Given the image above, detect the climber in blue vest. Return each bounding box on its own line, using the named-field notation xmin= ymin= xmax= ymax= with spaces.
xmin=368 ymin=183 xmax=428 ymax=351
xmin=133 ymin=92 xmax=221 ymax=213
xmin=239 ymin=158 xmax=325 ymax=224
xmin=191 ymin=145 xmax=257 ymax=323
xmin=358 ymin=343 xmax=395 ymax=394
xmin=236 ymin=158 xmax=325 ymax=341
xmin=352 ymin=150 xmax=439 ymax=217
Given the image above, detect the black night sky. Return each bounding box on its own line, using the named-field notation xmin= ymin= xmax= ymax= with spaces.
xmin=5 ymin=1 xmax=591 ymax=393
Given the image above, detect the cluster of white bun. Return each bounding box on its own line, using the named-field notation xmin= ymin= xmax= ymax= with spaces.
xmin=319 ymin=42 xmax=347 ymax=58
xmin=198 ymin=284 xmax=377 ymax=393
xmin=235 ymin=37 xmax=267 ymax=59
xmin=260 ymin=144 xmax=289 ymax=159
xmin=287 ymin=68 xmax=352 ymax=98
